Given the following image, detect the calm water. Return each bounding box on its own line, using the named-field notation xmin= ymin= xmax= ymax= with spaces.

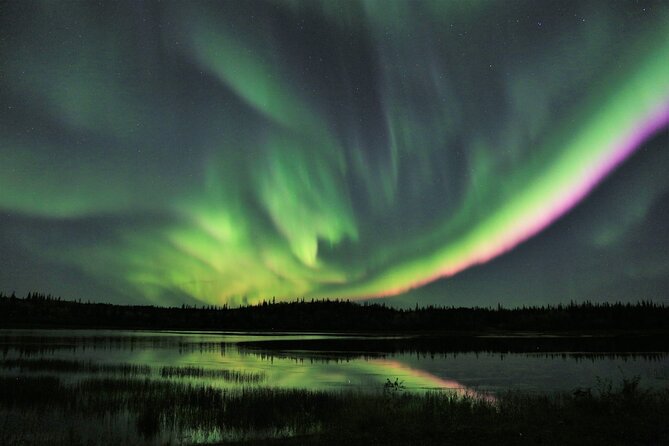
xmin=2 ymin=329 xmax=668 ymax=394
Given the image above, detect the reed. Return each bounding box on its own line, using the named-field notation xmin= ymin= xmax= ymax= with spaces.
xmin=0 ymin=358 xmax=151 ymax=376
xmin=159 ymin=365 xmax=264 ymax=383
xmin=0 ymin=376 xmax=667 ymax=445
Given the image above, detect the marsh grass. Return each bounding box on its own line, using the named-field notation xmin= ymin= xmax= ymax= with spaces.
xmin=159 ymin=366 xmax=265 ymax=383
xmin=0 ymin=358 xmax=151 ymax=376
xmin=0 ymin=376 xmax=667 ymax=445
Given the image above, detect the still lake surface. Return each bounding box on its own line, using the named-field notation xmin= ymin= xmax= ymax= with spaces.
xmin=2 ymin=329 xmax=668 ymax=394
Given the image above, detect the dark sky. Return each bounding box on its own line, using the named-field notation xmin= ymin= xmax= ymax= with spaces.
xmin=1 ymin=1 xmax=668 ymax=307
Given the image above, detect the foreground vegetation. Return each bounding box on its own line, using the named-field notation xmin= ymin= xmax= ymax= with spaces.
xmin=1 ymin=292 xmax=668 ymax=332
xmin=0 ymin=375 xmax=667 ymax=445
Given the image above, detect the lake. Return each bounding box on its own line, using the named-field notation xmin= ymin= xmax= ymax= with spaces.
xmin=2 ymin=329 xmax=668 ymax=445
xmin=2 ymin=329 xmax=668 ymax=394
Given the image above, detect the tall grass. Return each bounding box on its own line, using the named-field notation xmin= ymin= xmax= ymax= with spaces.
xmin=0 ymin=376 xmax=667 ymax=445
xmin=0 ymin=358 xmax=151 ymax=376
xmin=159 ymin=365 xmax=264 ymax=383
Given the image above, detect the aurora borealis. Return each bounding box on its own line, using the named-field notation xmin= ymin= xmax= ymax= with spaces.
xmin=1 ymin=1 xmax=668 ymax=307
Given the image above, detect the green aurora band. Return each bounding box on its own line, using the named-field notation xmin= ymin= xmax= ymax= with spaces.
xmin=1 ymin=1 xmax=668 ymax=305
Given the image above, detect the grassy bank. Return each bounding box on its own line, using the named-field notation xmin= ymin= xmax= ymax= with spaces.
xmin=0 ymin=375 xmax=667 ymax=445
xmin=0 ymin=358 xmax=151 ymax=376
xmin=0 ymin=359 xmax=265 ymax=384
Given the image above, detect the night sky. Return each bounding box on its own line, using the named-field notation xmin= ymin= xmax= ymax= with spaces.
xmin=1 ymin=1 xmax=668 ymax=307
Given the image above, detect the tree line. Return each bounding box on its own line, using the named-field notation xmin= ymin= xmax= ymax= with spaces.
xmin=0 ymin=291 xmax=667 ymax=332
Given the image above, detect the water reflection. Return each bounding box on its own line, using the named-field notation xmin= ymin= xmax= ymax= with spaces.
xmin=1 ymin=330 xmax=668 ymax=394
